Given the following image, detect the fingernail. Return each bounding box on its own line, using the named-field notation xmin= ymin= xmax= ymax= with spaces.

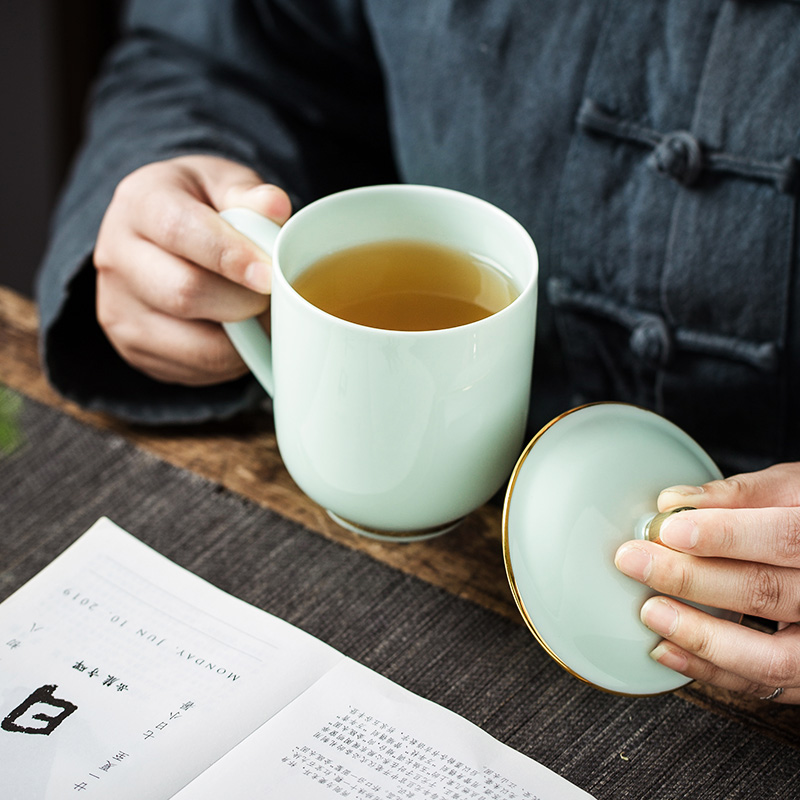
xmin=250 ymin=183 xmax=279 ymax=194
xmin=650 ymin=642 xmax=688 ymax=672
xmin=641 ymin=597 xmax=679 ymax=637
xmin=249 ymin=184 xmax=291 ymax=222
xmin=660 ymin=485 xmax=704 ymax=499
xmin=614 ymin=544 xmax=652 ymax=583
xmin=244 ymin=261 xmax=272 ymax=294
xmin=247 ymin=184 xmax=280 ymax=203
xmin=658 ymin=515 xmax=698 ymax=550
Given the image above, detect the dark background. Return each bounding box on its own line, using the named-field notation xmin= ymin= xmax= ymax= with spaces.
xmin=0 ymin=1 xmax=119 ymax=298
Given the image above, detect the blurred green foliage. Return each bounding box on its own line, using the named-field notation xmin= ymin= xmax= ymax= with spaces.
xmin=0 ymin=385 xmax=22 ymax=456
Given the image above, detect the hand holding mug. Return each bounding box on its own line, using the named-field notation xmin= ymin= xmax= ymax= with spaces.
xmin=93 ymin=154 xmax=291 ymax=385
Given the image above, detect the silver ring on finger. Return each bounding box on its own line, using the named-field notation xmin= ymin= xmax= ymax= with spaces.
xmin=759 ymin=687 xmax=784 ymax=701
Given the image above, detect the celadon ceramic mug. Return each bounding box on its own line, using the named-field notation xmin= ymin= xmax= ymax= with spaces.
xmin=221 ymin=184 xmax=538 ymax=540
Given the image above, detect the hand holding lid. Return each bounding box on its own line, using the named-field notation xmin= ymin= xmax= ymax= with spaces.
xmin=503 ymin=403 xmax=738 ymax=695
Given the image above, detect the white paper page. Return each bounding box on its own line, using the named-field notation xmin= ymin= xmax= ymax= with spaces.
xmin=175 ymin=659 xmax=595 ymax=800
xmin=0 ymin=518 xmax=343 ymax=800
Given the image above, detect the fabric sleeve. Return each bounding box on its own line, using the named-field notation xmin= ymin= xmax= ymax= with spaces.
xmin=35 ymin=0 xmax=397 ymax=424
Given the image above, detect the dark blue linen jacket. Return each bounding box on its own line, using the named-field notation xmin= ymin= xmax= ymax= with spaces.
xmin=36 ymin=0 xmax=800 ymax=475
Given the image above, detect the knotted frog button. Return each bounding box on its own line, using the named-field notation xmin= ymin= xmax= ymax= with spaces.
xmin=648 ymin=131 xmax=703 ymax=186
xmin=629 ymin=315 xmax=672 ymax=367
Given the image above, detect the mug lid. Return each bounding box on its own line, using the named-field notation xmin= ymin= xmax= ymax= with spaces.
xmin=502 ymin=402 xmax=730 ymax=695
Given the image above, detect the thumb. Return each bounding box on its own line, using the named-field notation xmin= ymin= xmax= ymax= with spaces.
xmin=184 ymin=156 xmax=293 ymax=224
xmin=221 ymin=181 xmax=293 ymax=226
xmin=658 ymin=462 xmax=800 ymax=512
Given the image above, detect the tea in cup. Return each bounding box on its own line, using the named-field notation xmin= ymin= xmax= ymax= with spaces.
xmin=292 ymin=238 xmax=519 ymax=331
xmin=222 ymin=184 xmax=538 ymax=540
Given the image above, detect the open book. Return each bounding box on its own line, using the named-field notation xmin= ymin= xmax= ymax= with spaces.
xmin=0 ymin=518 xmax=593 ymax=799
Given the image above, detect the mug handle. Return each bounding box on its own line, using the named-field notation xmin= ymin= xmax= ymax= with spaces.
xmin=219 ymin=207 xmax=282 ymax=397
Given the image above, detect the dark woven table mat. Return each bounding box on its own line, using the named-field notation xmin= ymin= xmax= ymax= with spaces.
xmin=2 ymin=395 xmax=798 ymax=798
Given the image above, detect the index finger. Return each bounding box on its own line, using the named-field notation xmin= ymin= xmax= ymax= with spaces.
xmin=656 ymin=505 xmax=800 ymax=568
xmin=658 ymin=463 xmax=800 ymax=512
xmin=139 ymin=187 xmax=273 ymax=293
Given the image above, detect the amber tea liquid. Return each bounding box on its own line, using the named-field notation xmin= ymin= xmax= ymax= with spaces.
xmin=292 ymin=239 xmax=519 ymax=331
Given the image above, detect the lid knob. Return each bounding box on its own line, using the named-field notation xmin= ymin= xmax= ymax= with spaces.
xmin=637 ymin=506 xmax=696 ymax=543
